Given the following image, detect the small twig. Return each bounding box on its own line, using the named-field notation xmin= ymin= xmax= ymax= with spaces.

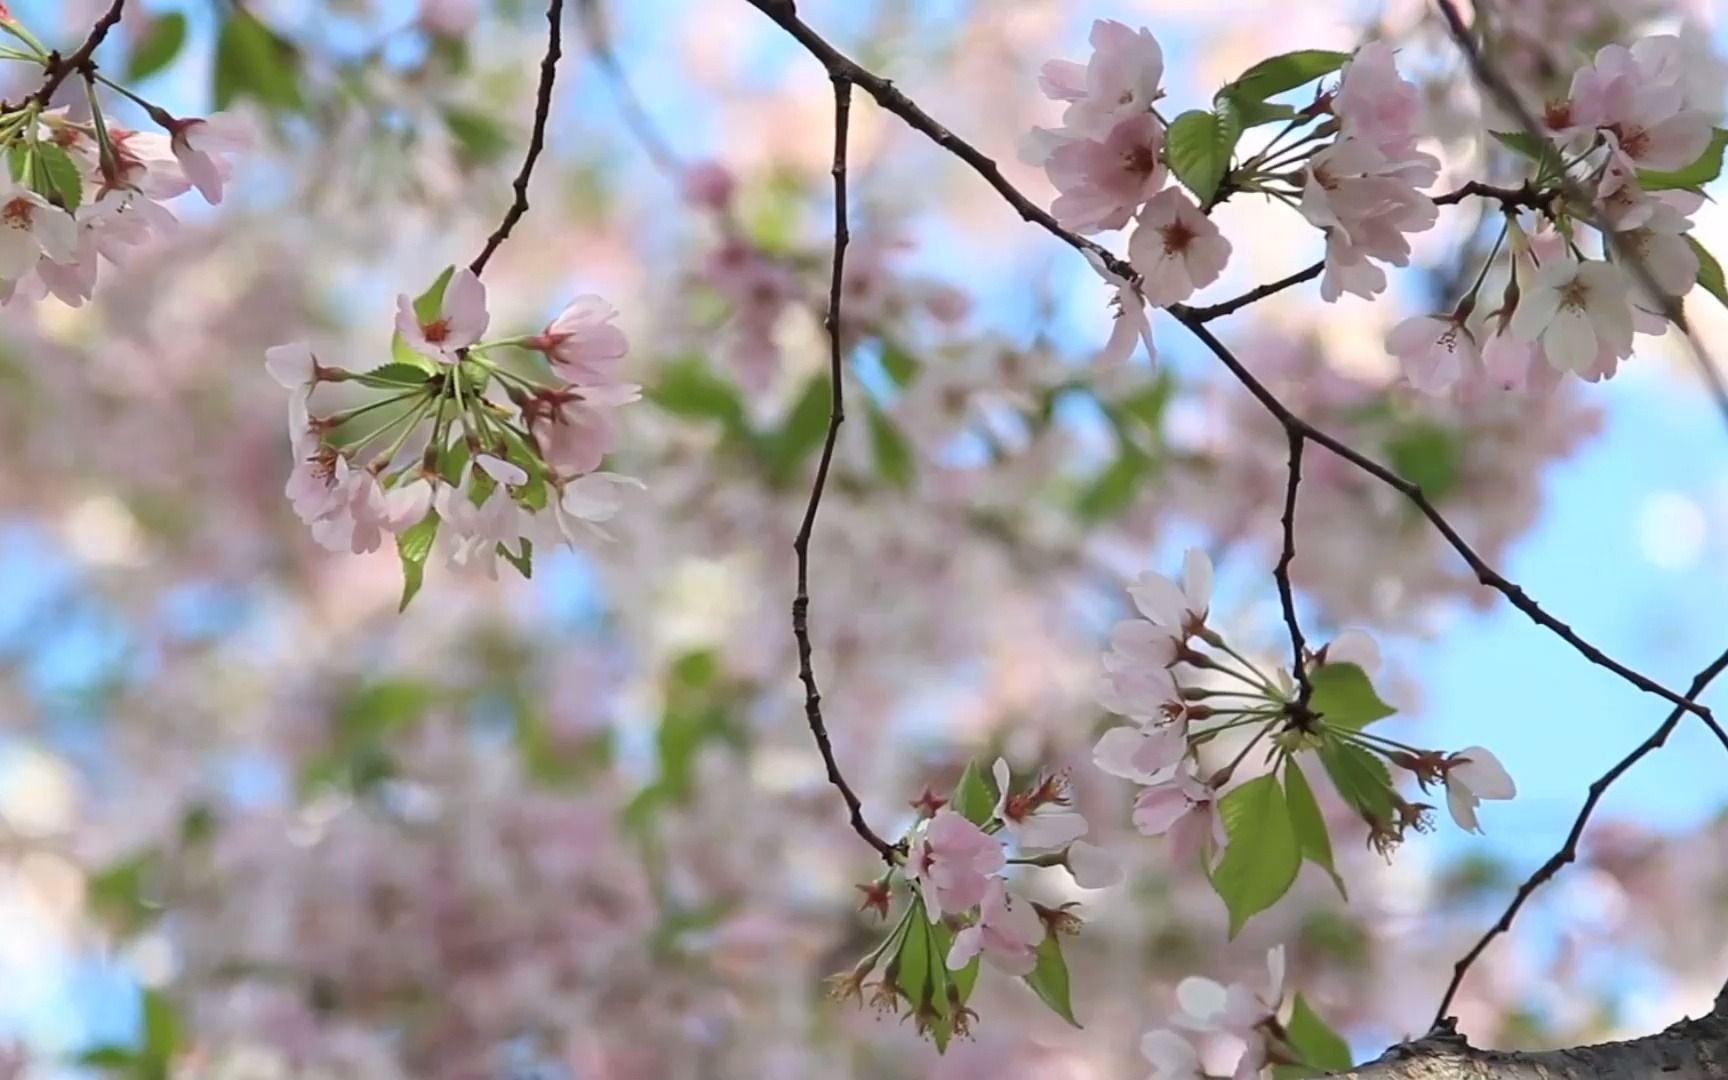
xmin=1274 ymin=429 xmax=1311 ymax=707
xmin=31 ymin=0 xmax=126 ymax=108
xmin=790 ymin=76 xmax=895 ymax=865
xmin=469 ymin=0 xmax=565 ymax=277
xmin=1432 ymin=646 xmax=1728 ymax=1026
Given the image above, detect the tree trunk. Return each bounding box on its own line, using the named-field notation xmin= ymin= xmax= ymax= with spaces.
xmin=1342 ymin=996 xmax=1728 ymax=1079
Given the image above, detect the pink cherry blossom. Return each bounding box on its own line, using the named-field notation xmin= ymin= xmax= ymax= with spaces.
xmin=1509 ymin=257 xmax=1634 ymax=374
xmin=1128 ymin=188 xmax=1231 ymax=306
xmin=945 ymin=879 xmax=1043 ymax=975
xmin=1442 ymin=745 xmax=1517 ymax=833
xmin=907 ymin=808 xmax=1003 ymax=921
xmin=1335 ymin=42 xmax=1425 ymax=161
xmin=525 ymin=296 xmax=630 ymax=384
xmin=1045 ymin=20 xmax=1165 ymax=138
xmin=167 ymin=113 xmax=251 ymax=205
xmin=992 ymin=758 xmax=1087 ymax=851
xmin=1094 ymin=723 xmax=1185 ymax=781
xmin=1386 ymin=314 xmax=1478 ymax=395
xmin=1127 ymin=547 xmax=1212 ymax=635
xmin=1132 ymin=764 xmax=1225 ymax=864
xmin=0 ymin=185 xmax=74 ymax=281
xmin=527 ymin=384 xmax=640 ymax=477
xmin=1064 ymin=840 xmax=1122 ymax=889
xmin=1045 ymin=114 xmax=1166 ymax=233
xmin=1140 ymin=1029 xmax=1204 ymax=1080
xmin=396 ymin=269 xmax=490 ymax=365
xmin=1087 ymin=252 xmax=1156 ymax=365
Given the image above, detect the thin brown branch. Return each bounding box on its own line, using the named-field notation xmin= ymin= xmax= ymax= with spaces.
xmin=469 ymin=0 xmax=565 ymax=277
xmin=1430 ymin=646 xmax=1728 ymax=1026
xmin=31 ymin=0 xmax=126 ymax=109
xmin=790 ymin=75 xmax=896 ymax=865
xmin=1275 ymin=430 xmax=1311 ymax=706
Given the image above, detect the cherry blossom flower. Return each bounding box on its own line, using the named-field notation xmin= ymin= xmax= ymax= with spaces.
xmin=992 ymin=758 xmax=1087 ymax=851
xmin=1127 ymin=547 xmax=1212 ymax=636
xmin=166 ymin=113 xmax=251 ymax=205
xmin=525 ymin=297 xmax=629 ymax=384
xmin=1386 ymin=313 xmax=1478 ymax=395
xmin=1441 ymin=745 xmax=1517 ymax=833
xmin=1509 ymin=257 xmax=1634 ymax=374
xmin=1046 ymin=114 xmax=1166 ymax=233
xmin=1093 ymin=722 xmax=1185 ymax=782
xmin=1140 ymin=1029 xmax=1204 ymax=1080
xmin=526 ymin=384 xmax=641 ymax=477
xmin=906 ymin=808 xmax=1003 ymax=921
xmin=1128 ymin=189 xmax=1232 ymax=306
xmin=0 ymin=185 xmax=74 ymax=281
xmin=382 ymin=476 xmax=434 ymax=532
xmin=1087 ymin=251 xmax=1156 ymax=365
xmin=945 ymin=879 xmax=1043 ymax=975
xmin=1132 ymin=763 xmax=1225 ymax=863
xmin=1064 ymin=840 xmax=1123 ymax=889
xmin=396 ymin=269 xmax=490 ymax=365
xmin=1175 ymin=946 xmax=1286 ymax=1076
xmin=1321 ymin=628 xmax=1381 ymax=674
xmin=1568 ymin=38 xmax=1714 ymax=172
xmin=1334 ymin=42 xmax=1425 ymax=160
xmin=539 ymin=472 xmax=643 ymax=546
xmin=1041 ymin=20 xmax=1165 ymax=138
xmin=1302 ymin=139 xmax=1438 ymax=303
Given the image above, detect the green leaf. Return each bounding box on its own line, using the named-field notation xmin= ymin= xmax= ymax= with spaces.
xmin=1226 ymin=49 xmax=1350 ymax=102
xmin=647 ymin=357 xmax=752 ymax=437
xmin=1023 ymin=930 xmax=1081 ymax=1027
xmin=1284 ymin=760 xmax=1345 ymax=899
xmin=867 ymin=404 xmax=916 ymax=490
xmin=86 ymin=852 xmax=160 ymax=934
xmin=880 ymin=342 xmax=920 ymax=386
xmin=926 ymin=919 xmax=977 ymax=1053
xmin=1225 ymin=97 xmax=1299 ymax=127
xmin=1274 ymin=993 xmax=1353 ymax=1076
xmin=127 ymin=13 xmax=188 ymax=81
xmin=1166 ymin=109 xmax=1242 ymax=205
xmin=213 ymin=10 xmax=303 ymax=112
xmin=1385 ymin=422 xmax=1464 ymax=501
xmin=765 ymin=375 xmax=831 ymax=481
xmin=895 ymin=903 xmax=932 ymax=1010
xmin=442 ymin=105 xmax=512 ymax=166
xmin=35 ymin=143 xmax=82 ymax=211
xmin=499 ymin=538 xmax=532 ymax=579
xmin=141 ymin=989 xmax=181 ymax=1076
xmin=1489 ymin=130 xmax=1564 ymax=181
xmin=951 ymin=760 xmax=996 ymax=825
xmin=76 ymin=1046 xmax=136 ymax=1070
xmin=1637 ymin=128 xmax=1728 ymax=191
xmin=1077 ymin=446 xmax=1151 ymax=521
xmin=357 ymin=362 xmax=434 ymax=388
xmin=1211 ymin=773 xmax=1301 ymax=937
xmin=396 ymin=512 xmax=439 ymax=611
xmin=1317 ymin=739 xmax=1396 ymax=827
xmin=1688 ymin=236 xmax=1728 ymax=308
xmin=1307 ymin=662 xmax=1396 ymax=731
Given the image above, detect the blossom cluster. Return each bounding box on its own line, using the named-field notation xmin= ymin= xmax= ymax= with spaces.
xmin=828 ymin=758 xmax=1120 ymax=1045
xmin=1093 ymin=548 xmax=1515 ymax=865
xmin=267 ymin=268 xmax=638 ymax=598
xmin=0 ymin=7 xmax=248 ymax=306
xmin=1390 ymin=35 xmax=1724 ymax=394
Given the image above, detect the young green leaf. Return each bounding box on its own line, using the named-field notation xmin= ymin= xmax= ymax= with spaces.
xmin=1275 ymin=993 xmax=1354 ymax=1076
xmin=1023 ymin=930 xmax=1082 ymax=1027
xmin=951 ymin=759 xmax=997 ymax=825
xmin=1284 ymin=760 xmax=1345 ymax=898
xmin=213 ymin=9 xmax=304 ymax=112
xmin=1688 ymin=236 xmax=1728 ymax=308
xmin=1488 ymin=130 xmax=1564 ymax=181
xmin=1166 ymin=108 xmax=1242 ymax=205
xmin=1317 ymin=739 xmax=1396 ymax=827
xmin=1226 ymin=49 xmax=1350 ymax=103
xmin=1077 ymin=446 xmax=1152 ymax=521
xmin=765 ymin=375 xmax=831 ymax=481
xmin=646 ymin=357 xmax=753 ymax=438
xmin=879 ymin=341 xmax=921 ymax=386
xmin=35 ymin=144 xmax=83 ymax=211
xmin=499 ymin=538 xmax=533 ymax=580
xmin=127 ymin=13 xmax=189 ymax=81
xmin=1307 ymin=662 xmax=1396 ymax=731
xmin=1385 ymin=422 xmax=1465 ymax=501
xmin=357 ymin=363 xmax=435 ymax=389
xmin=895 ymin=905 xmax=933 ymax=1012
xmin=396 ymin=512 xmax=440 ymax=611
xmin=1637 ymin=128 xmax=1728 ymax=192
xmin=867 ymin=404 xmax=916 ymax=490
xmin=1211 ymin=773 xmax=1302 ymax=936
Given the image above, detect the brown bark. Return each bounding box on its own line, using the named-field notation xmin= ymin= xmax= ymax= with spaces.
xmin=1341 ymin=998 xmax=1728 ymax=1079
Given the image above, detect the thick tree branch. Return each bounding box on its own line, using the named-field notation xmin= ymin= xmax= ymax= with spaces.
xmin=30 ymin=0 xmax=126 ymax=109
xmin=790 ymin=76 xmax=896 ymax=865
xmin=470 ymin=0 xmax=565 ymax=276
xmin=1341 ymin=1005 xmax=1728 ymax=1078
